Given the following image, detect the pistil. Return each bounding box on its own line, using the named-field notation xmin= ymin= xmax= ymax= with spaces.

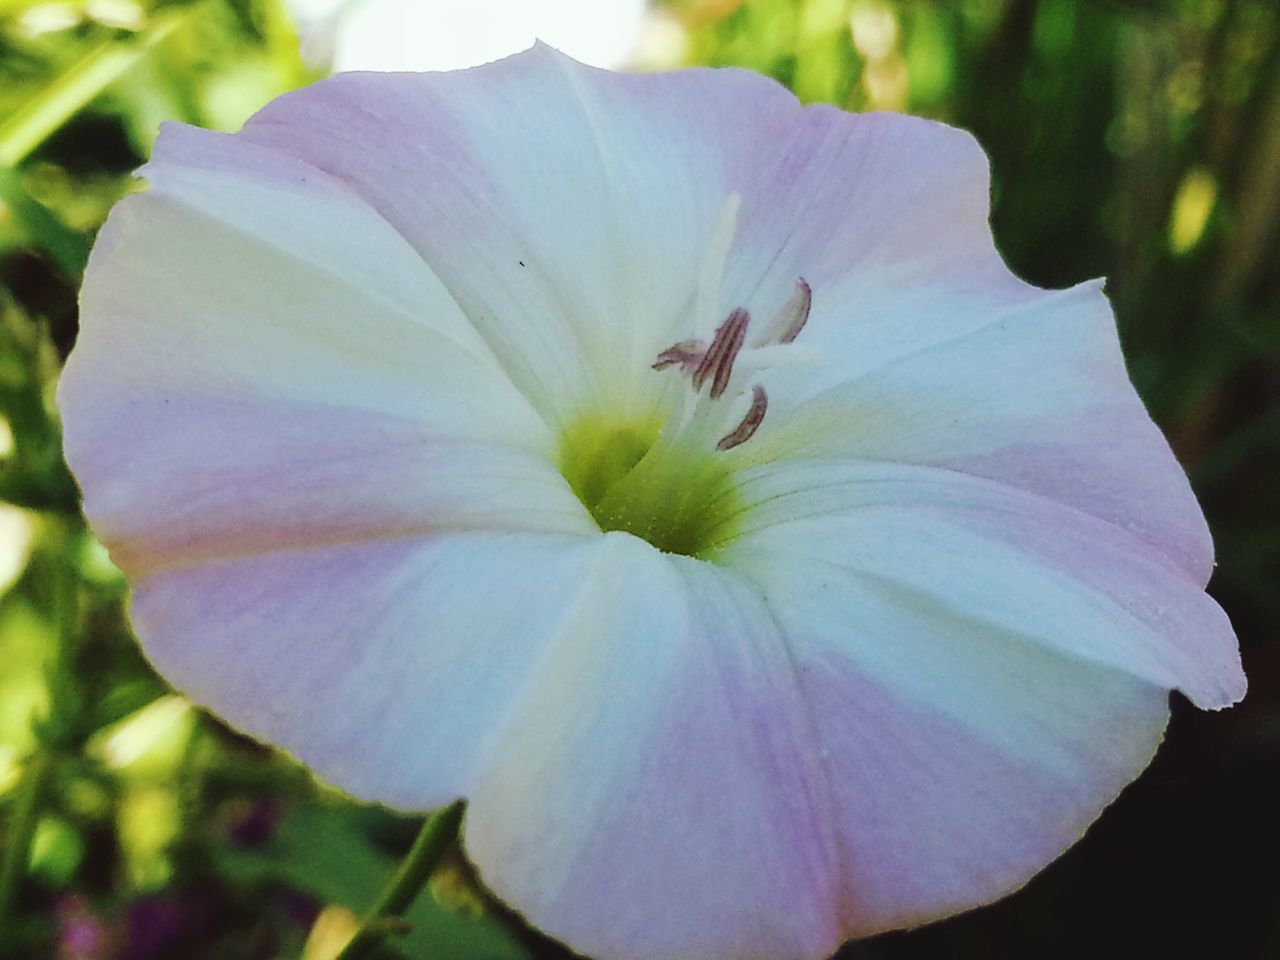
xmin=716 ymin=385 xmax=768 ymax=451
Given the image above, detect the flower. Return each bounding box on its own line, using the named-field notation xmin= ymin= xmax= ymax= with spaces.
xmin=58 ymin=44 xmax=1245 ymax=960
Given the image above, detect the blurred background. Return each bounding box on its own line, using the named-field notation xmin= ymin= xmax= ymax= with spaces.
xmin=1 ymin=0 xmax=1277 ymax=957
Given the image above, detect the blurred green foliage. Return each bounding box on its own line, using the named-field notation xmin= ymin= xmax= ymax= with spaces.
xmin=1 ymin=0 xmax=1278 ymax=958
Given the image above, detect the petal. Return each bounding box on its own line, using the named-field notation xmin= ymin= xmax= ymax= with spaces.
xmin=718 ymin=458 xmax=1244 ymax=709
xmin=59 ymin=123 xmax=594 ymax=576
xmin=706 ymin=104 xmax=1210 ymax=582
xmin=727 ymin=548 xmax=1170 ymax=935
xmin=239 ymin=44 xmax=800 ymax=423
xmin=129 ymin=532 xmax=604 ymax=809
xmin=710 ymin=459 xmax=1227 ymax=933
xmin=724 ymin=108 xmax=1041 ymax=380
xmin=465 ymin=533 xmax=843 ymax=960
xmin=749 ymin=282 xmax=1213 ymax=582
xmin=234 ymin=48 xmax=1055 ymax=447
xmin=136 ymin=530 xmax=846 ymax=960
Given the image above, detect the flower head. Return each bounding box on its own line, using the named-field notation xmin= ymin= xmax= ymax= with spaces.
xmin=59 ymin=45 xmax=1245 ymax=960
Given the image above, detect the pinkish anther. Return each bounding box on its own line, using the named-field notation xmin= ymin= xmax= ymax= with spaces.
xmin=710 ymin=309 xmax=750 ymax=398
xmin=777 ymin=279 xmax=811 ymax=344
xmin=692 ymin=308 xmax=750 ymax=398
xmin=716 ymin=385 xmax=768 ymax=451
xmin=652 ymin=340 xmax=705 ymax=372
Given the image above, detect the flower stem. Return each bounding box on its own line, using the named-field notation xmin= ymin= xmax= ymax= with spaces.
xmin=334 ymin=800 xmax=466 ymax=960
xmin=0 ymin=751 xmax=53 ymax=935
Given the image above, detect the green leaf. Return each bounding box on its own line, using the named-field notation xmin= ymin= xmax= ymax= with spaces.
xmin=0 ymin=168 xmax=89 ymax=278
xmin=0 ymin=6 xmax=194 ymax=168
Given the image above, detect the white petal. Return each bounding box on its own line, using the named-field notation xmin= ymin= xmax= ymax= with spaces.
xmin=750 ymin=282 xmax=1214 ymax=582
xmin=238 ymin=45 xmax=801 ymax=421
xmin=59 ymin=124 xmax=594 ymax=576
xmin=704 ymin=108 xmax=1209 ymax=583
xmin=709 ymin=458 xmax=1223 ymax=933
xmin=466 ymin=533 xmax=843 ymax=960
xmin=131 ymin=532 xmax=603 ymax=809
xmin=726 ymin=540 xmax=1170 ymax=934
xmin=722 ymin=108 xmax=1040 ymax=377
xmin=719 ymin=458 xmax=1244 ymax=709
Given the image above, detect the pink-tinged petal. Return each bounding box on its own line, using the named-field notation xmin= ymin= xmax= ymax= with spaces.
xmin=465 ymin=534 xmax=843 ymax=960
xmin=239 ymin=44 xmax=800 ymax=422
xmin=694 ymin=99 xmax=1209 ymax=582
xmin=137 ymin=529 xmax=845 ymax=959
xmin=749 ymin=282 xmax=1213 ymax=583
xmin=711 ymin=461 xmax=1214 ymax=933
xmin=232 ymin=47 xmax=1062 ymax=440
xmin=723 ymin=108 xmax=1043 ymax=379
xmin=744 ymin=569 xmax=1167 ymax=936
xmin=719 ymin=457 xmax=1244 ymax=710
xmin=76 ymin=398 xmax=592 ymax=577
xmin=59 ymin=124 xmax=594 ymax=577
xmin=134 ymin=122 xmax=509 ymax=374
xmin=130 ymin=532 xmax=609 ymax=809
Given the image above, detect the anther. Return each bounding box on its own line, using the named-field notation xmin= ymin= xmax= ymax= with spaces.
xmin=777 ymin=278 xmax=811 ymax=344
xmin=753 ymin=278 xmax=811 ymax=347
xmin=692 ymin=308 xmax=750 ymax=398
xmin=652 ymin=340 xmax=705 ymax=372
xmin=651 ymin=278 xmax=810 ymax=455
xmin=716 ymin=384 xmax=768 ymax=451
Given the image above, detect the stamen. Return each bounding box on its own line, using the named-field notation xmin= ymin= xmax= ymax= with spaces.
xmin=716 ymin=384 xmax=768 ymax=451
xmin=651 ymin=276 xmax=812 ymax=457
xmin=692 ymin=308 xmax=749 ymax=398
xmin=652 ymin=340 xmax=705 ymax=372
xmin=753 ymin=278 xmax=812 ymax=347
xmin=777 ymin=278 xmax=811 ymax=343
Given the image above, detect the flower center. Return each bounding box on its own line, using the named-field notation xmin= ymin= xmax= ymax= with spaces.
xmin=559 ymin=414 xmax=738 ymax=557
xmin=559 ymin=278 xmax=812 ymax=558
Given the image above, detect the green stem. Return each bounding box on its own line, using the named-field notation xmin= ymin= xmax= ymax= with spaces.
xmin=0 ymin=752 xmax=53 ymax=935
xmin=334 ymin=801 xmax=466 ymax=960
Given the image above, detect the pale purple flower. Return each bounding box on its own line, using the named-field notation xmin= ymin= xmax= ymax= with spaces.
xmin=58 ymin=45 xmax=1245 ymax=960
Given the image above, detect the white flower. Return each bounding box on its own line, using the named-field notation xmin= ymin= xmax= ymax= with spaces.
xmin=58 ymin=45 xmax=1245 ymax=960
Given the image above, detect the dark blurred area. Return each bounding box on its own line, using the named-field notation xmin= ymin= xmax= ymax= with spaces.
xmin=1 ymin=0 xmax=1277 ymax=958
